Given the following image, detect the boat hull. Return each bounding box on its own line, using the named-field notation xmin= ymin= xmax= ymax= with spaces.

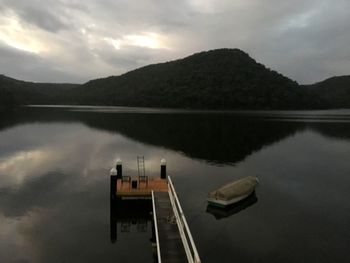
xmin=207 ymin=192 xmax=252 ymax=208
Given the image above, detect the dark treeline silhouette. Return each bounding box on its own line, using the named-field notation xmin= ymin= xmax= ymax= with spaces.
xmin=0 ymin=86 xmax=15 ymax=109
xmin=73 ymin=49 xmax=307 ymax=109
xmin=1 ymin=49 xmax=349 ymax=110
xmin=0 ymin=74 xmax=79 ymax=108
xmin=303 ymin=76 xmax=350 ymax=108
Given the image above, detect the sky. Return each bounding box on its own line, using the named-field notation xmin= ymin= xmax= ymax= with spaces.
xmin=0 ymin=0 xmax=349 ymax=84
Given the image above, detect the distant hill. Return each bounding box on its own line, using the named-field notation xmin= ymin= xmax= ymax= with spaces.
xmin=303 ymin=76 xmax=350 ymax=108
xmin=73 ymin=49 xmax=307 ymax=109
xmin=0 ymin=49 xmax=349 ymax=109
xmin=0 ymin=75 xmax=17 ymax=109
xmin=0 ymin=74 xmax=79 ymax=108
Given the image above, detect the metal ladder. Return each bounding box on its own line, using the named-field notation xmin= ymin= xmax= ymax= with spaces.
xmin=137 ymin=156 xmax=148 ymax=187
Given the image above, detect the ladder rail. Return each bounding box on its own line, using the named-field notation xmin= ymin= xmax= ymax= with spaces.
xmin=137 ymin=156 xmax=148 ymax=187
xmin=137 ymin=156 xmax=145 ymax=177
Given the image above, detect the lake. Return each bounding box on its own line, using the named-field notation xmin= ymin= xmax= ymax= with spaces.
xmin=0 ymin=106 xmax=350 ymax=263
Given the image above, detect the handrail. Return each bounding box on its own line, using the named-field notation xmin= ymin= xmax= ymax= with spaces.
xmin=168 ymin=176 xmax=201 ymax=263
xmin=152 ymin=191 xmax=162 ymax=263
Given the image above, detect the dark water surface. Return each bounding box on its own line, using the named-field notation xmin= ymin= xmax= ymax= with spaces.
xmin=0 ymin=106 xmax=350 ymax=263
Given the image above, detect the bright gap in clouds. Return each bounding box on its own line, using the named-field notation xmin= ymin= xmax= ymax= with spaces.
xmin=125 ymin=33 xmax=162 ymax=49
xmin=104 ymin=32 xmax=164 ymax=50
xmin=0 ymin=15 xmax=44 ymax=54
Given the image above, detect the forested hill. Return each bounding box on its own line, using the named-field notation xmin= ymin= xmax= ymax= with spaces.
xmin=303 ymin=76 xmax=350 ymax=108
xmin=0 ymin=49 xmax=349 ymax=109
xmin=0 ymin=74 xmax=79 ymax=108
xmin=73 ymin=49 xmax=307 ymax=109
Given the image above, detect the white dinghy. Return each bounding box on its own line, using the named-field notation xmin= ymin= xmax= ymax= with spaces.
xmin=207 ymin=176 xmax=259 ymax=208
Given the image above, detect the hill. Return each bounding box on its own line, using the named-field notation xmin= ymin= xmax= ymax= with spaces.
xmin=303 ymin=76 xmax=350 ymax=108
xmin=1 ymin=49 xmax=349 ymax=109
xmin=0 ymin=74 xmax=80 ymax=108
xmin=73 ymin=49 xmax=307 ymax=109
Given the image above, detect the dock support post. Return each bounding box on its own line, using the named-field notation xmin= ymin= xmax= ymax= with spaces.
xmin=110 ymin=167 xmax=118 ymax=201
xmin=110 ymin=198 xmax=117 ymax=243
xmin=160 ymin=159 xmax=166 ymax=179
xmin=116 ymin=159 xmax=122 ymax=179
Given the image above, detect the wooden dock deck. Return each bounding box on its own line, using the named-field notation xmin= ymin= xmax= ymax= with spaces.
xmin=116 ymin=177 xmax=168 ymax=197
xmin=154 ymin=192 xmax=188 ymax=263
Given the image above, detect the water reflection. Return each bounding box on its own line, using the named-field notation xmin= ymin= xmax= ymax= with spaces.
xmin=110 ymin=198 xmax=159 ymax=262
xmin=110 ymin=199 xmax=153 ymax=243
xmin=0 ymin=120 xmax=157 ymax=262
xmin=206 ymin=192 xmax=258 ymax=220
xmin=0 ymin=107 xmax=305 ymax=165
xmin=2 ymin=107 xmax=350 ymax=166
xmin=0 ymin=107 xmax=350 ymax=263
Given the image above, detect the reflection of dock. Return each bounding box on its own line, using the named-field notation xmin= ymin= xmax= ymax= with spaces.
xmin=110 ymin=160 xmax=201 ymax=263
xmin=110 ymin=199 xmax=152 ymax=244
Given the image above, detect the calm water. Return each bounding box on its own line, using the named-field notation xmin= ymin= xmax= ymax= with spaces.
xmin=0 ymin=106 xmax=350 ymax=263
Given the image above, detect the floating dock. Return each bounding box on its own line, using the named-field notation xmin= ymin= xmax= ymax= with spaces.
xmin=116 ymin=177 xmax=168 ymax=197
xmin=110 ymin=160 xmax=200 ymax=263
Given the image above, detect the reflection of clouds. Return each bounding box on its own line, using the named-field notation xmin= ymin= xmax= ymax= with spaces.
xmin=0 ymin=171 xmax=154 ymax=262
xmin=1 ymin=116 xmax=350 ymax=262
xmin=0 ymin=149 xmax=60 ymax=188
xmin=0 ymin=123 xmax=131 ymax=188
xmin=0 ymin=212 xmax=35 ymax=262
xmin=0 ymin=121 xmax=165 ymax=261
xmin=0 ymin=120 xmax=197 ymax=189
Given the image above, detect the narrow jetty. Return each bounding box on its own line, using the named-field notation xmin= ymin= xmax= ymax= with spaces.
xmin=153 ymin=191 xmax=187 ymax=262
xmin=110 ymin=159 xmax=201 ymax=263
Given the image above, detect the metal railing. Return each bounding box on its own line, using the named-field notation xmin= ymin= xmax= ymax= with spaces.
xmin=151 ymin=191 xmax=162 ymax=263
xmin=168 ymin=176 xmax=201 ymax=263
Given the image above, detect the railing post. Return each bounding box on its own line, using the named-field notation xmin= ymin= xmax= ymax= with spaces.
xmin=160 ymin=159 xmax=166 ymax=179
xmin=110 ymin=167 xmax=118 ymax=201
xmin=116 ymin=159 xmax=122 ymax=179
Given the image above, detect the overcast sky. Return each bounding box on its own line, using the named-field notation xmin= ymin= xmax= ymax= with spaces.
xmin=0 ymin=0 xmax=349 ymax=84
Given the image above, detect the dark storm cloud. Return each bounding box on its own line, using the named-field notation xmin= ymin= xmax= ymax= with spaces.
xmin=16 ymin=6 xmax=68 ymax=32
xmin=0 ymin=0 xmax=71 ymax=32
xmin=0 ymin=0 xmax=349 ymax=83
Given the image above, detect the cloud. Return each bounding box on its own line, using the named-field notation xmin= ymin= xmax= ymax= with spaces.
xmin=0 ymin=43 xmax=85 ymax=82
xmin=0 ymin=0 xmax=72 ymax=32
xmin=0 ymin=0 xmax=349 ymax=83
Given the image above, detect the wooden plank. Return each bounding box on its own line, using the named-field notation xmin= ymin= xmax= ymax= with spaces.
xmin=116 ymin=177 xmax=168 ymax=197
xmin=154 ymin=192 xmax=188 ymax=263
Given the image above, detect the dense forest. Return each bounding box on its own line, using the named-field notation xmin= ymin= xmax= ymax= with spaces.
xmin=303 ymin=76 xmax=350 ymax=108
xmin=0 ymin=49 xmax=349 ymax=110
xmin=73 ymin=49 xmax=308 ymax=109
xmin=0 ymin=74 xmax=79 ymax=108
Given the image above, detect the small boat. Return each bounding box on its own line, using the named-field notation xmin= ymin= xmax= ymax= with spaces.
xmin=206 ymin=192 xmax=258 ymax=219
xmin=207 ymin=176 xmax=259 ymax=208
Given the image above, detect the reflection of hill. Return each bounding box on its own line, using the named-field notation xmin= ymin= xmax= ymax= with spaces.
xmin=308 ymin=122 xmax=350 ymax=140
xmin=88 ymin=114 xmax=304 ymax=164
xmin=0 ymin=108 xmax=304 ymax=164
